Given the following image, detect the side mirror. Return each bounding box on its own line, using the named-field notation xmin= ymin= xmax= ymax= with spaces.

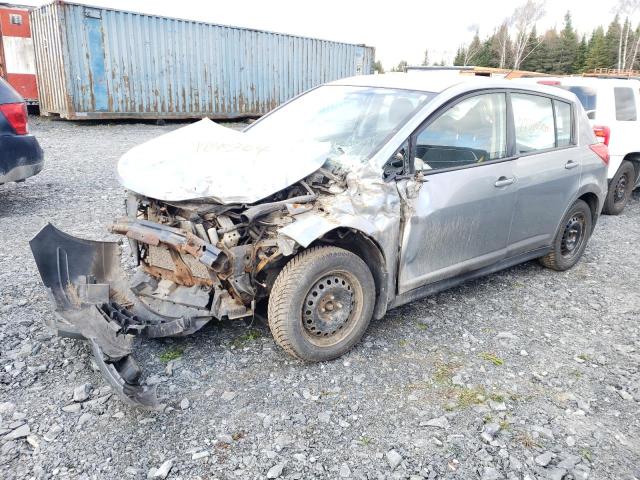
xmin=390 ymin=151 xmax=405 ymax=167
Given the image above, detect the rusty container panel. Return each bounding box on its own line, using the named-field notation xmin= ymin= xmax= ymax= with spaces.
xmin=30 ymin=1 xmax=374 ymax=120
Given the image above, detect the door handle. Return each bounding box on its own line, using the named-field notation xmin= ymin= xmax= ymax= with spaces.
xmin=565 ymin=160 xmax=579 ymax=170
xmin=494 ymin=176 xmax=515 ymax=187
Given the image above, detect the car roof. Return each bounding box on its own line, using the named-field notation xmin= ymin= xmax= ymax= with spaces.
xmin=516 ymin=76 xmax=640 ymax=87
xmin=330 ymin=72 xmax=578 ymax=102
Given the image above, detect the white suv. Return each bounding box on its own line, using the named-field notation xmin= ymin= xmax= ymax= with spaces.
xmin=518 ymin=76 xmax=640 ymax=214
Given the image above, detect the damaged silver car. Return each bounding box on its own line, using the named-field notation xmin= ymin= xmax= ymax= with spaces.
xmin=30 ymin=74 xmax=608 ymax=407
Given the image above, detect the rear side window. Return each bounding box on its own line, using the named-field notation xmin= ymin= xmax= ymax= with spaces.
xmin=554 ymin=100 xmax=572 ymax=147
xmin=562 ymin=86 xmax=597 ymax=119
xmin=511 ymin=93 xmax=555 ymax=153
xmin=614 ymin=87 xmax=637 ymax=121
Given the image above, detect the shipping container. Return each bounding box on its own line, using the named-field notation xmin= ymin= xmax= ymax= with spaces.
xmin=30 ymin=1 xmax=375 ymax=120
xmin=0 ymin=4 xmax=38 ymax=103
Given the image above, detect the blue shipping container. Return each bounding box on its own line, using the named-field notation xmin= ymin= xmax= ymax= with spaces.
xmin=30 ymin=1 xmax=375 ymax=120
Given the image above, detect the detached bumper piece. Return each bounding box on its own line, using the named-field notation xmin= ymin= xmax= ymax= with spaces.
xmin=30 ymin=224 xmax=160 ymax=408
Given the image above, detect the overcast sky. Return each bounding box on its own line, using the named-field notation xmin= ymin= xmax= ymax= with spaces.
xmin=19 ymin=0 xmax=624 ymax=68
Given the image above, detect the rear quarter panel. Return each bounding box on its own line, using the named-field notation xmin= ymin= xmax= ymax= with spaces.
xmin=577 ymin=102 xmax=608 ymax=215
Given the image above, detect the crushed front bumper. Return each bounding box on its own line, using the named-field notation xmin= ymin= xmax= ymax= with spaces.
xmin=29 ymin=223 xmax=219 ymax=408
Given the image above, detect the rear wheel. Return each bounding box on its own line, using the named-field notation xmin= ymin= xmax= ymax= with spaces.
xmin=267 ymin=246 xmax=375 ymax=362
xmin=539 ymin=199 xmax=592 ymax=271
xmin=603 ymin=161 xmax=635 ymax=215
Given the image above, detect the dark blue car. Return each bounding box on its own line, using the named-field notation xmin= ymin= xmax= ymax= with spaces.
xmin=0 ymin=77 xmax=43 ymax=185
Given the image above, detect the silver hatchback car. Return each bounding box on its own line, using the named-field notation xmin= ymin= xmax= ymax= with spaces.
xmin=31 ymin=74 xmax=608 ymax=407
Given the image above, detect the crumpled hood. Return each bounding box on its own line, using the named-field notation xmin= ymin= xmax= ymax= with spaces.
xmin=117 ymin=118 xmax=330 ymax=204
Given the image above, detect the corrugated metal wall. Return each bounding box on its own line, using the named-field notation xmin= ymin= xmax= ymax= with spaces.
xmin=31 ymin=2 xmax=375 ymax=120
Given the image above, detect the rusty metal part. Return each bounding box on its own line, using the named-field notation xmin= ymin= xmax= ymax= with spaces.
xmin=111 ymin=219 xmax=221 ymax=268
xmin=141 ymin=261 xmax=213 ymax=288
xmin=241 ymin=194 xmax=316 ymax=223
xmin=168 ymin=249 xmax=196 ymax=286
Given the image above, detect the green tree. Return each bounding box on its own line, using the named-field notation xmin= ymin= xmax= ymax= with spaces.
xmin=372 ymin=60 xmax=384 ymax=74
xmin=574 ymin=35 xmax=588 ymax=72
xmin=474 ymin=36 xmax=498 ymax=67
xmin=604 ymin=15 xmax=622 ymax=69
xmin=391 ymin=60 xmax=408 ymax=72
xmin=556 ymin=12 xmax=579 ymax=74
xmin=585 ymin=26 xmax=610 ymax=70
xmin=453 ymin=46 xmax=466 ymax=66
xmin=421 ymin=49 xmax=430 ymax=66
xmin=519 ymin=26 xmax=543 ymax=71
xmin=540 ymin=29 xmax=561 ymax=73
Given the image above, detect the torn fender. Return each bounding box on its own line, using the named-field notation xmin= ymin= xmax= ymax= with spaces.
xmin=29 ymin=224 xmax=159 ymax=409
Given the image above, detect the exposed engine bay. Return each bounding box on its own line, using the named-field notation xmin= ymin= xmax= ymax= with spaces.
xmin=118 ymin=166 xmax=347 ymax=323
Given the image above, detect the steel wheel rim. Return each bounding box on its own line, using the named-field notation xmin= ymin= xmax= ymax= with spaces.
xmin=614 ymin=173 xmax=629 ymax=204
xmin=302 ymin=271 xmax=361 ymax=347
xmin=560 ymin=213 xmax=586 ymax=258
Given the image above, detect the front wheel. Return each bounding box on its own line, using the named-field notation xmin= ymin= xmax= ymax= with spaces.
xmin=539 ymin=199 xmax=592 ymax=271
xmin=267 ymin=246 xmax=375 ymax=362
xmin=603 ymin=161 xmax=635 ymax=215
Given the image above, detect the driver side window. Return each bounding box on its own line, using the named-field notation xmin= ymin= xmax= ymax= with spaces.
xmin=414 ymin=93 xmax=507 ymax=171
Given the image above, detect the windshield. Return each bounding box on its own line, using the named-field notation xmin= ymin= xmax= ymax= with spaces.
xmin=246 ymin=85 xmax=434 ymax=164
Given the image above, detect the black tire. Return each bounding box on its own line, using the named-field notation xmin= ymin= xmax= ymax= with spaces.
xmin=267 ymin=246 xmax=375 ymax=362
xmin=602 ymin=161 xmax=636 ymax=215
xmin=539 ymin=199 xmax=592 ymax=271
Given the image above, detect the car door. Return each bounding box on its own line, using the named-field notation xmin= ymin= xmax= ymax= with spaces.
xmin=507 ymin=92 xmax=582 ymax=254
xmin=397 ymin=91 xmax=518 ymax=294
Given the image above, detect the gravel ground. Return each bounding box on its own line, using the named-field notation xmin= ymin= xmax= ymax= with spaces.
xmin=1 ymin=116 xmax=639 ymax=480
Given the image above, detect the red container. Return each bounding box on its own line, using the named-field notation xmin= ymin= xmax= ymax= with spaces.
xmin=0 ymin=6 xmax=38 ymax=103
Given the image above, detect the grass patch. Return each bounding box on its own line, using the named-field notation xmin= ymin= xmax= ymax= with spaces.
xmin=359 ymin=436 xmax=373 ymax=446
xmin=581 ymin=448 xmax=592 ymax=462
xmin=159 ymin=346 xmax=184 ymax=363
xmin=433 ymin=362 xmax=462 ymax=384
xmin=455 ymin=386 xmax=486 ymax=408
xmin=232 ymin=329 xmax=261 ymax=348
xmin=480 ymin=352 xmax=504 ymax=366
xmin=442 ymin=386 xmax=486 ymax=411
xmin=577 ymin=353 xmax=590 ymax=362
xmin=489 ymin=393 xmax=505 ymax=402
xmin=499 ymin=419 xmax=511 ymax=431
xmin=405 ymin=381 xmax=432 ymax=391
xmin=516 ymin=432 xmax=538 ymax=449
xmin=415 ymin=321 xmax=428 ymax=331
xmin=398 ymin=339 xmax=408 ymax=347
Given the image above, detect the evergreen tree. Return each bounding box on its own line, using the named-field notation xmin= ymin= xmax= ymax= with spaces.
xmin=421 ymin=49 xmax=430 ymax=66
xmin=475 ymin=36 xmax=498 ymax=67
xmin=453 ymin=47 xmax=465 ymax=66
xmin=372 ymin=60 xmax=384 ymax=74
xmin=556 ymin=12 xmax=579 ymax=74
xmin=391 ymin=60 xmax=408 ymax=72
xmin=605 ymin=15 xmax=622 ymax=69
xmin=585 ymin=26 xmax=610 ymax=70
xmin=520 ymin=26 xmax=542 ymax=71
xmin=574 ymin=35 xmax=588 ymax=72
xmin=540 ymin=29 xmax=561 ymax=73
xmin=465 ymin=31 xmax=483 ymax=65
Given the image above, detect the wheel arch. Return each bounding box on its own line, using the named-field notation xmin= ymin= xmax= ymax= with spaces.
xmin=577 ymin=191 xmax=600 ymax=232
xmin=306 ymin=228 xmax=389 ymax=321
xmin=622 ymin=153 xmax=640 ymax=184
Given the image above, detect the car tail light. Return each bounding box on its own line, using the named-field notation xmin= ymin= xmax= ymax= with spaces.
xmin=0 ymin=102 xmax=28 ymax=135
xmin=590 ymin=143 xmax=609 ymax=165
xmin=592 ymin=125 xmax=610 ymax=146
xmin=537 ymin=80 xmax=561 ymax=86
